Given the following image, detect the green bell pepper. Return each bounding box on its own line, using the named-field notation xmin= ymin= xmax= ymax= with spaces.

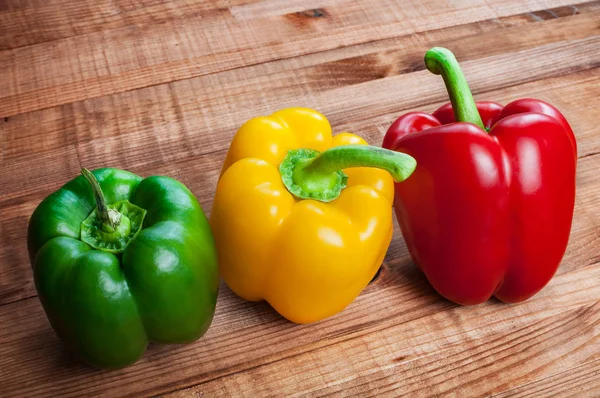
xmin=27 ymin=168 xmax=218 ymax=369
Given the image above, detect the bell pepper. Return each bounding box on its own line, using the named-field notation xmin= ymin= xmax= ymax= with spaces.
xmin=382 ymin=48 xmax=577 ymax=305
xmin=210 ymin=108 xmax=416 ymax=323
xmin=28 ymin=168 xmax=219 ymax=368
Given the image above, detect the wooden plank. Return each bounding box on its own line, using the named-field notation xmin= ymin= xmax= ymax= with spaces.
xmin=69 ymin=38 xmax=600 ymax=167
xmin=0 ymin=0 xmax=256 ymax=51
xmin=0 ymin=146 xmax=82 ymax=305
xmin=2 ymin=8 xmax=598 ymax=165
xmin=1 ymin=62 xmax=597 ymax=203
xmin=166 ymin=292 xmax=600 ymax=397
xmin=0 ymin=243 xmax=598 ymax=397
xmin=0 ymin=0 xmax=587 ymax=118
xmin=493 ymin=358 xmax=600 ymax=397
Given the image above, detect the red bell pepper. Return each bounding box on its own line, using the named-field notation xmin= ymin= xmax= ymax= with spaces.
xmin=382 ymin=48 xmax=577 ymax=305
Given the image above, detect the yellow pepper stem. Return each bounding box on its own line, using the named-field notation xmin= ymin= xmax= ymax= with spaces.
xmin=280 ymin=145 xmax=416 ymax=202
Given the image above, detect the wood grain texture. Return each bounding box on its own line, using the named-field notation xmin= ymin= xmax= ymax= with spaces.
xmin=0 ymin=0 xmax=599 ymax=396
xmin=0 ymin=0 xmax=591 ymax=118
xmin=2 ymin=5 xmax=599 ymax=164
xmin=494 ymin=358 xmax=600 ymax=398
xmin=0 ymin=0 xmax=256 ymax=50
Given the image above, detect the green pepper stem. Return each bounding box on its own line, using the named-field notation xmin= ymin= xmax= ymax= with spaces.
xmin=81 ymin=168 xmax=120 ymax=230
xmin=424 ymin=47 xmax=485 ymax=130
xmin=280 ymin=145 xmax=416 ymax=202
xmin=298 ymin=145 xmax=416 ymax=183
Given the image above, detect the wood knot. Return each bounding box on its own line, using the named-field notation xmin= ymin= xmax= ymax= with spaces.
xmin=286 ymin=8 xmax=328 ymax=29
xmin=297 ymin=9 xmax=326 ymax=18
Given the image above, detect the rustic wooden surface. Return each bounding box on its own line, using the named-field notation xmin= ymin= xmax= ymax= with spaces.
xmin=1 ymin=0 xmax=599 ymax=396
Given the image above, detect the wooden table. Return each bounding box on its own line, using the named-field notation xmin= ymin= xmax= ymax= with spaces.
xmin=1 ymin=1 xmax=599 ymax=396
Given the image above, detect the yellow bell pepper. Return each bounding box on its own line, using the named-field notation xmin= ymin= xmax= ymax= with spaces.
xmin=210 ymin=108 xmax=416 ymax=323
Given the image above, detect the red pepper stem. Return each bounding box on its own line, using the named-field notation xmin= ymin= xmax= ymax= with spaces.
xmin=280 ymin=145 xmax=416 ymax=202
xmin=424 ymin=47 xmax=485 ymax=130
xmin=81 ymin=168 xmax=120 ymax=231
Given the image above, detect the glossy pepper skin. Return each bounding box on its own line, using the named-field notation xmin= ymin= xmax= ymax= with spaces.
xmin=382 ymin=48 xmax=576 ymax=305
xmin=28 ymin=168 xmax=218 ymax=368
xmin=210 ymin=108 xmax=416 ymax=323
